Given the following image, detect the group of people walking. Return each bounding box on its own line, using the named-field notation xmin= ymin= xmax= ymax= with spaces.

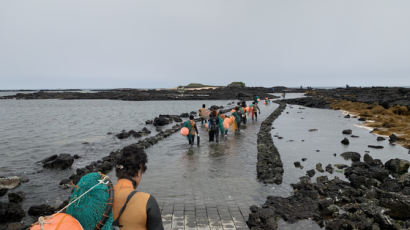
xmin=183 ymin=96 xmax=265 ymax=146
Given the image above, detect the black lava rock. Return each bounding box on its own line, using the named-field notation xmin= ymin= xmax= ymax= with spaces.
xmin=0 ymin=188 xmax=7 ymax=197
xmin=42 ymin=154 xmax=75 ymax=170
xmin=0 ymin=202 xmax=25 ymax=223
xmin=153 ymin=116 xmax=170 ymax=126
xmin=325 ymin=164 xmax=334 ymax=174
xmin=294 ymin=161 xmax=303 ymax=169
xmin=316 ymin=163 xmax=324 ymax=173
xmin=341 ymin=138 xmax=350 ymax=145
xmin=377 ymin=136 xmax=386 ymax=141
xmin=8 ymin=192 xmax=25 ymax=203
xmin=341 ymin=152 xmax=361 ymax=162
xmin=368 ymin=145 xmax=384 ymax=149
xmin=306 ymin=169 xmax=316 ymax=177
xmin=385 ymin=159 xmax=410 ymax=175
xmin=342 ymin=129 xmax=352 ymax=135
xmin=28 ymin=204 xmax=56 ymax=217
xmin=389 ymin=134 xmax=399 ymax=143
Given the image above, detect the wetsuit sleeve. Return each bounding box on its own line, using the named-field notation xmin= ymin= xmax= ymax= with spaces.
xmin=146 ymin=195 xmax=164 ymax=230
xmin=194 ymin=124 xmax=199 ymax=134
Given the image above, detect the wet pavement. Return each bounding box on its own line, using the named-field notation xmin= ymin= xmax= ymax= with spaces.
xmin=109 ymin=102 xmax=280 ymax=230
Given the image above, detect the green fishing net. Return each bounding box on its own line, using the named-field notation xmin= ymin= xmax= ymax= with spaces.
xmin=66 ymin=172 xmax=114 ymax=230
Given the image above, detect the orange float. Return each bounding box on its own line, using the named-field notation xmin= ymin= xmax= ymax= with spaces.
xmin=30 ymin=213 xmax=83 ymax=230
xmin=180 ymin=127 xmax=189 ymax=136
xmin=223 ymin=121 xmax=229 ymax=129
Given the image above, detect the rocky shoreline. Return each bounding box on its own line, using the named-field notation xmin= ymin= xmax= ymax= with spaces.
xmin=0 ymin=87 xmax=278 ymax=101
xmin=247 ymin=154 xmax=410 ymax=229
xmin=282 ymin=87 xmax=410 ymax=109
xmin=257 ymin=102 xmax=286 ymax=184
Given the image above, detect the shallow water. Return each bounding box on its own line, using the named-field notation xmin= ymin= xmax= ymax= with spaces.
xmin=1 ymin=94 xmax=408 ymax=229
xmin=272 ymin=104 xmax=409 ymax=195
xmin=0 ymin=99 xmax=231 ymax=223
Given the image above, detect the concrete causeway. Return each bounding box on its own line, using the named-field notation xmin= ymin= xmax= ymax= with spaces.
xmin=135 ymin=103 xmax=281 ymax=230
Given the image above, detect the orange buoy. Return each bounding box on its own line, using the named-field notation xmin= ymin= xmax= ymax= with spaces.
xmin=30 ymin=213 xmax=83 ymax=230
xmin=223 ymin=121 xmax=229 ymax=129
xmin=180 ymin=127 xmax=189 ymax=136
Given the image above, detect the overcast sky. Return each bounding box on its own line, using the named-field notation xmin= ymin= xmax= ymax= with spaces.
xmin=1 ymin=0 xmax=409 ymax=89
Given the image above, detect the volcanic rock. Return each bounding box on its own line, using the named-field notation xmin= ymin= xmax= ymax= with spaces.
xmin=341 ymin=138 xmax=350 ymax=145
xmin=377 ymin=136 xmax=386 ymax=141
xmin=153 ymin=116 xmax=170 ymax=126
xmin=8 ymin=192 xmax=25 ymax=203
xmin=341 ymin=152 xmax=361 ymax=162
xmin=368 ymin=145 xmax=384 ymax=149
xmin=385 ymin=159 xmax=410 ymax=175
xmin=389 ymin=134 xmax=399 ymax=143
xmin=316 ymin=163 xmax=324 ymax=173
xmin=0 ymin=202 xmax=25 ymax=223
xmin=342 ymin=129 xmax=352 ymax=135
xmin=0 ymin=177 xmax=22 ymax=190
xmin=325 ymin=164 xmax=334 ymax=174
xmin=41 ymin=154 xmax=75 ymax=170
xmin=294 ymin=161 xmax=303 ymax=169
xmin=28 ymin=204 xmax=56 ymax=217
xmin=306 ymin=169 xmax=315 ymax=177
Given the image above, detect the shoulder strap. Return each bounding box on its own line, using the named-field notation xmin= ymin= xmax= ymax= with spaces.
xmin=113 ymin=190 xmax=137 ymax=227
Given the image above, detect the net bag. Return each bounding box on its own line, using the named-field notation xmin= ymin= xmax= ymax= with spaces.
xmin=66 ymin=172 xmax=114 ymax=230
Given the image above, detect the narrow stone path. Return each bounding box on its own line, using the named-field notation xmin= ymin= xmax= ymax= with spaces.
xmin=158 ymin=202 xmax=250 ymax=230
xmin=121 ymin=103 xmax=281 ymax=230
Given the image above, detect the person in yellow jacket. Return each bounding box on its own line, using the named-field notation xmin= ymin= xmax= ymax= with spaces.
xmin=113 ymin=146 xmax=164 ymax=230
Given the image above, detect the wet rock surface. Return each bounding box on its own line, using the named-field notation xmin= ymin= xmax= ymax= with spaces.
xmin=257 ymin=102 xmax=286 ymax=184
xmin=0 ymin=189 xmax=7 ymax=197
xmin=28 ymin=204 xmax=56 ymax=217
xmin=115 ymin=127 xmax=151 ymax=139
xmin=342 ymin=129 xmax=352 ymax=135
xmin=340 ymin=138 xmax=350 ymax=145
xmin=0 ymin=177 xmax=22 ymax=190
xmin=41 ymin=154 xmax=75 ymax=170
xmin=248 ymin=156 xmax=410 ymax=230
xmin=7 ymin=192 xmax=25 ymax=203
xmin=340 ymin=152 xmax=361 ymax=162
xmin=368 ymin=145 xmax=384 ymax=149
xmin=0 ymin=202 xmax=25 ymax=223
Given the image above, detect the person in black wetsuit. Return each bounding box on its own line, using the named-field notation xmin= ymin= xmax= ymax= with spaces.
xmin=208 ymin=110 xmax=220 ymax=143
xmin=113 ymin=146 xmax=164 ymax=230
